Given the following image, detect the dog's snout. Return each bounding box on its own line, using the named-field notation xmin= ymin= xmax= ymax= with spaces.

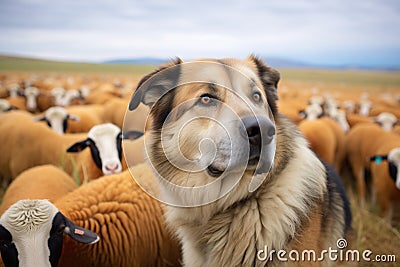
xmin=241 ymin=116 xmax=275 ymax=163
xmin=241 ymin=116 xmax=275 ymax=141
xmin=242 ymin=117 xmax=262 ymax=146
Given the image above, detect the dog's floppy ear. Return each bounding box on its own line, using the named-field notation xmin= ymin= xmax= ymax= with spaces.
xmin=248 ymin=55 xmax=280 ymax=114
xmin=129 ymin=58 xmax=183 ymax=111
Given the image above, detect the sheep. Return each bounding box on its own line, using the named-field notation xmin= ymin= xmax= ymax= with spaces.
xmin=345 ymin=123 xmax=400 ymax=206
xmin=0 ymin=99 xmax=17 ymax=114
xmin=0 ymin=165 xmax=78 ymax=214
xmin=65 ymin=104 xmax=106 ymax=133
xmin=371 ymin=112 xmax=399 ymax=132
xmin=358 ymin=99 xmax=372 ymax=116
xmin=342 ymin=100 xmax=356 ymax=114
xmin=54 ymin=165 xmax=181 ymax=267
xmin=84 ymin=90 xmax=122 ymax=105
xmin=298 ymin=117 xmax=346 ymax=173
xmin=0 ymin=199 xmax=99 ymax=267
xmin=35 ymin=106 xmax=80 ymax=135
xmin=58 ymin=89 xmax=83 ymax=107
xmin=103 ymin=98 xmax=149 ymax=130
xmin=6 ymin=84 xmax=20 ymax=98
xmin=369 ymin=147 xmax=400 ymax=222
xmin=308 ymin=95 xmax=324 ymax=106
xmin=122 ymin=135 xmax=146 ymax=167
xmin=277 ymin=99 xmax=306 ymax=124
xmin=35 ymin=105 xmax=104 ymax=134
xmin=51 ymin=87 xmax=66 ymax=106
xmin=330 ymin=108 xmax=350 ymax=133
xmin=0 ymin=111 xmax=143 ymax=183
xmin=21 ymin=86 xmax=41 ymax=112
xmin=394 ymin=125 xmax=400 ymax=135
xmin=78 ymin=86 xmax=91 ymax=98
xmin=5 ymin=95 xmax=26 ymax=110
xmin=298 ymin=103 xmax=323 ymax=121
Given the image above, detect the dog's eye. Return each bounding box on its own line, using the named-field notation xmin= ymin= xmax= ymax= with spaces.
xmin=199 ymin=94 xmax=215 ymax=105
xmin=252 ymin=92 xmax=262 ymax=103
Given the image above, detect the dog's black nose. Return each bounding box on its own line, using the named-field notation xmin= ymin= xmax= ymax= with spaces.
xmin=241 ymin=116 xmax=275 ymax=161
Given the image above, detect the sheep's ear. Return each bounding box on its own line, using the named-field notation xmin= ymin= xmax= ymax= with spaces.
xmin=67 ymin=114 xmax=80 ymax=121
xmin=248 ymin=55 xmax=280 ymax=114
xmin=121 ymin=130 xmax=144 ymax=140
xmin=370 ymin=155 xmax=388 ymax=164
xmin=63 ymin=216 xmax=99 ymax=244
xmin=67 ymin=139 xmax=91 ymax=153
xmin=52 ymin=212 xmax=99 ymax=245
xmin=129 ymin=58 xmax=183 ymax=111
xmin=34 ymin=116 xmax=47 ymax=122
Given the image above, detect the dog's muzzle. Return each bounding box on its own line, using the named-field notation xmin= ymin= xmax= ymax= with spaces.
xmin=241 ymin=116 xmax=276 ymax=174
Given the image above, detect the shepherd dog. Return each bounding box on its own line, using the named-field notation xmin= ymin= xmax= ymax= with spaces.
xmin=128 ymin=56 xmax=352 ymax=267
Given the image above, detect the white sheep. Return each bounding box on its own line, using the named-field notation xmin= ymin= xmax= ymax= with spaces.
xmin=372 ymin=112 xmax=399 ymax=132
xmin=21 ymin=86 xmax=41 ymax=111
xmin=6 ymin=84 xmax=20 ymax=98
xmin=0 ymin=99 xmax=17 ymax=114
xmin=358 ymin=99 xmax=372 ymax=116
xmin=51 ymin=87 xmax=66 ymax=106
xmin=0 ymin=199 xmax=99 ymax=267
xmin=58 ymin=89 xmax=82 ymax=107
xmin=35 ymin=106 xmax=80 ymax=135
xmin=298 ymin=103 xmax=323 ymax=121
xmin=0 ymin=111 xmax=143 ymax=183
xmin=342 ymin=100 xmax=356 ymax=114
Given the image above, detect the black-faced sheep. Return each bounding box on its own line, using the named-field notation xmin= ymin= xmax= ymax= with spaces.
xmin=369 ymin=147 xmax=400 ymax=222
xmin=345 ymin=123 xmax=400 ymax=207
xmin=35 ymin=106 xmax=80 ymax=135
xmin=0 ymin=111 xmax=143 ymax=183
xmin=0 ymin=200 xmax=99 ymax=267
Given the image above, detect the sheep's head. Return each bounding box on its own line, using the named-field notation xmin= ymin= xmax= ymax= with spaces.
xmin=372 ymin=112 xmax=399 ymax=132
xmin=370 ymin=147 xmax=400 ymax=190
xmin=66 ymin=123 xmax=143 ymax=175
xmin=0 ymin=100 xmax=17 ymax=114
xmin=299 ymin=103 xmax=323 ymax=121
xmin=0 ymin=199 xmax=99 ymax=267
xmin=22 ymin=87 xmax=41 ymax=111
xmin=34 ymin=107 xmax=79 ymax=134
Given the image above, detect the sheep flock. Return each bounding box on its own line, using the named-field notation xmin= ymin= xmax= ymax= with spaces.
xmin=0 ymin=70 xmax=400 ymax=266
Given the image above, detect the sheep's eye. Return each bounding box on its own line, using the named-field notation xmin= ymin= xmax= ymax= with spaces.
xmin=252 ymin=92 xmax=262 ymax=103
xmin=199 ymin=94 xmax=215 ymax=106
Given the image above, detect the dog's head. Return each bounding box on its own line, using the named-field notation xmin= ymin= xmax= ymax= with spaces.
xmin=128 ymin=56 xmax=280 ymax=206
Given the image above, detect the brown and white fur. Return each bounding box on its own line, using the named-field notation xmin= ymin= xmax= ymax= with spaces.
xmin=128 ymin=56 xmax=352 ymax=267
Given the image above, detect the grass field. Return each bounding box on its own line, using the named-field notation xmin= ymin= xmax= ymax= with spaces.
xmin=0 ymin=55 xmax=155 ymax=74
xmin=2 ymin=55 xmax=400 ymax=87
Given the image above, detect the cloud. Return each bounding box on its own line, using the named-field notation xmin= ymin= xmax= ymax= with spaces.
xmin=0 ymin=0 xmax=399 ymax=66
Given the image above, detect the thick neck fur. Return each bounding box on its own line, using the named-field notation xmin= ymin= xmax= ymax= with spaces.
xmin=149 ymin=114 xmax=327 ymax=266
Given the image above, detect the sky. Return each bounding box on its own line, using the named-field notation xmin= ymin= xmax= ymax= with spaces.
xmin=0 ymin=0 xmax=399 ymax=67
